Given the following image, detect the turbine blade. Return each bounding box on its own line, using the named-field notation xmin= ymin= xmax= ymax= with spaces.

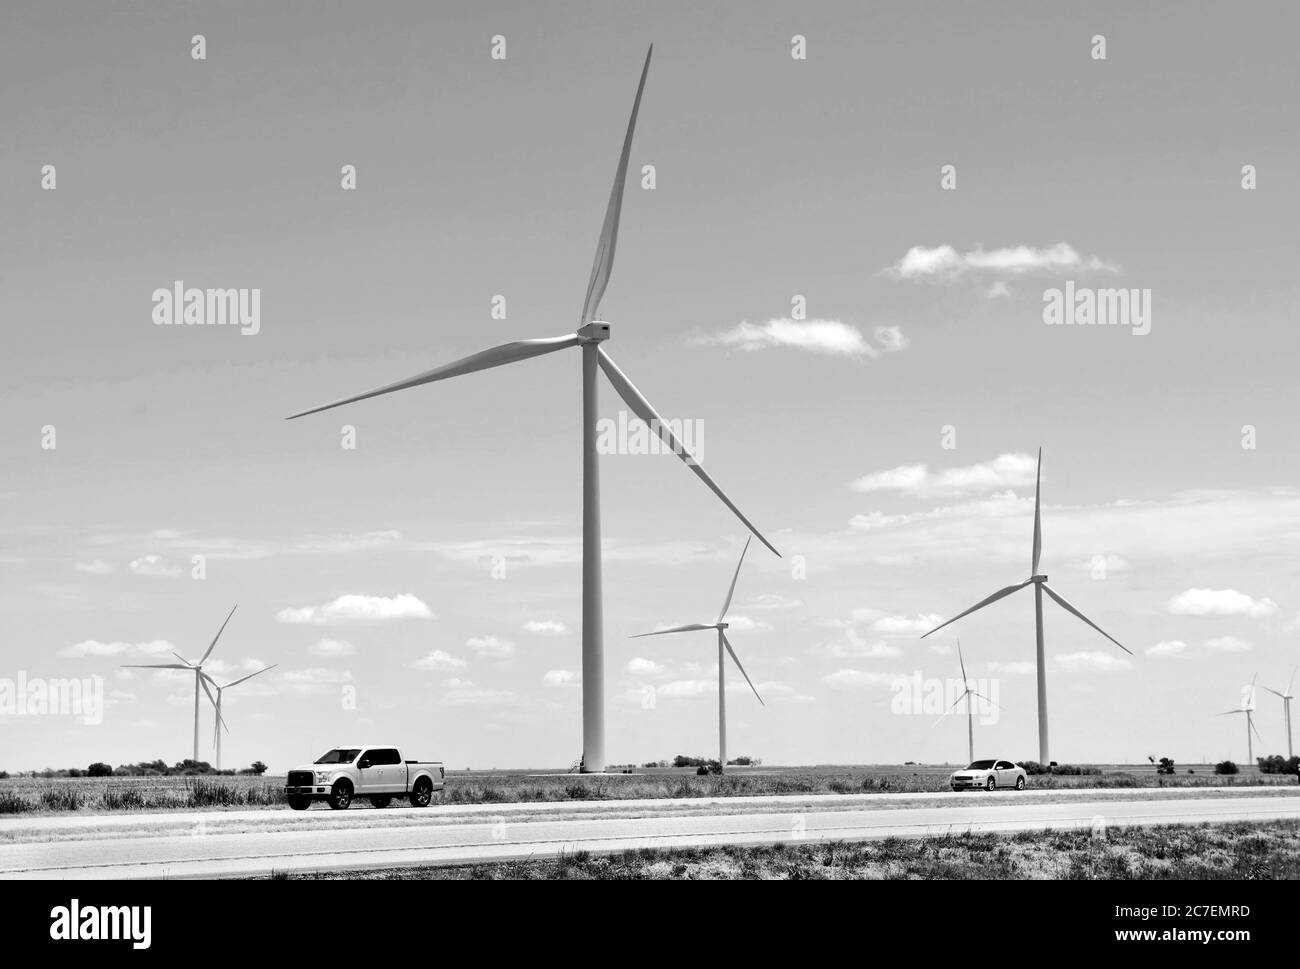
xmin=170 ymin=652 xmax=193 ymax=667
xmin=919 ymin=580 xmax=1033 ymax=639
xmin=199 ymin=604 xmax=238 ymax=665
xmin=717 ymin=536 xmax=752 ymax=622
xmin=1288 ymin=665 xmax=1297 ymax=696
xmin=1031 ymin=447 xmax=1042 ymax=574
xmin=580 ymin=44 xmax=652 ymax=324
xmin=1250 ymin=718 xmax=1264 ymax=743
xmin=597 ymin=348 xmax=780 ymax=556
xmin=1262 ymin=685 xmax=1286 ymax=699
xmin=1217 ymin=709 xmax=1243 ymax=717
xmin=720 ymin=630 xmax=763 ymax=706
xmin=121 ymin=664 xmax=190 ymax=670
xmin=629 ymin=622 xmax=716 ymax=639
xmin=968 ymin=690 xmax=1000 ymax=710
xmin=224 ymin=665 xmax=278 ymax=689
xmin=1040 ymin=583 xmax=1131 ymax=655
xmin=956 ymin=638 xmax=968 ymax=684
xmin=198 ymin=675 xmax=229 ymax=735
xmin=286 ymin=336 xmax=581 ymax=419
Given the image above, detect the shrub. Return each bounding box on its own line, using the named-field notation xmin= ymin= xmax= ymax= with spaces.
xmin=1257 ymin=755 xmax=1300 ymax=775
xmin=87 ymin=762 xmax=113 ymax=777
xmin=1214 ymin=760 xmax=1239 ymax=775
xmin=1157 ymin=757 xmax=1176 ymax=775
xmin=39 ymin=787 xmax=82 ymax=811
xmin=0 ymin=791 xmax=31 ymax=813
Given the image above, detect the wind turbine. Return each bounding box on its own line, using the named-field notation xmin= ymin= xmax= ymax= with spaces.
xmin=285 ymin=46 xmax=779 ymax=773
xmin=210 ymin=665 xmax=278 ymax=770
xmin=1261 ymin=667 xmax=1296 ymax=760
xmin=121 ymin=605 xmax=238 ymax=763
xmin=630 ymin=537 xmax=764 ymax=771
xmin=1219 ymin=673 xmax=1263 ymax=765
xmin=920 ymin=449 xmax=1129 ymax=765
xmin=933 ymin=640 xmax=998 ymax=765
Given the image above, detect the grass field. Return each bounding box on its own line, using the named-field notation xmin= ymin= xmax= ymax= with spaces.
xmin=0 ymin=764 xmax=1294 ymax=815
xmin=275 ymin=819 xmax=1300 ymax=880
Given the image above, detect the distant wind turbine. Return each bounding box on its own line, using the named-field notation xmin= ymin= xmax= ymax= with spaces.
xmin=630 ymin=537 xmax=764 ymax=771
xmin=1220 ymin=673 xmax=1263 ymax=765
xmin=121 ymin=605 xmax=238 ymax=762
xmin=210 ymin=666 xmax=278 ymax=770
xmin=1261 ymin=666 xmax=1296 ymax=759
xmin=920 ymin=449 xmax=1130 ymax=764
xmin=933 ymin=640 xmax=998 ymax=765
xmin=285 ymin=47 xmax=779 ymax=773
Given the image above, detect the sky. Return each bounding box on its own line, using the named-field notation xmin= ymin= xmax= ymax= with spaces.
xmin=2 ymin=1 xmax=1299 ymax=772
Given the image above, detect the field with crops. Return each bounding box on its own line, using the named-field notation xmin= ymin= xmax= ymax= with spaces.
xmin=0 ymin=763 xmax=1294 ymax=815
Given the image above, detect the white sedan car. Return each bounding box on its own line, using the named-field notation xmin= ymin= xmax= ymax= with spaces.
xmin=950 ymin=759 xmax=1027 ymax=791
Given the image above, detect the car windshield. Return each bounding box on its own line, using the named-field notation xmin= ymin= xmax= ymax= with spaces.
xmin=314 ymin=748 xmax=361 ymax=765
xmin=967 ymin=760 xmax=996 ymax=769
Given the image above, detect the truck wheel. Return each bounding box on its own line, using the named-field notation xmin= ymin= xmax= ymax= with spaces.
xmin=369 ymin=795 xmax=392 ymax=809
xmin=409 ymin=777 xmax=434 ymax=808
xmin=328 ymin=780 xmax=354 ymax=810
xmin=287 ymin=795 xmax=312 ymax=811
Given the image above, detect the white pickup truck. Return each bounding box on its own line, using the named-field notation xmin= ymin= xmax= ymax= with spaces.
xmin=284 ymin=745 xmax=446 ymax=810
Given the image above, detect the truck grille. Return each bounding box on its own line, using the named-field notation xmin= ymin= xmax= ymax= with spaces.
xmin=287 ymin=771 xmax=314 ymax=787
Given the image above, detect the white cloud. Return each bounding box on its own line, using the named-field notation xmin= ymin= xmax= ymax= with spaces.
xmin=128 ymin=554 xmax=182 ymax=578
xmin=1053 ymin=651 xmax=1132 ymax=673
xmin=885 ymin=242 xmax=1118 ymax=281
xmin=693 ymin=318 xmax=908 ymax=359
xmin=1168 ymin=588 xmax=1278 ymax=618
xmin=1146 ymin=640 xmax=1187 ymax=657
xmin=276 ymin=593 xmax=434 ymax=625
xmin=441 ymin=685 xmax=518 ymax=706
xmin=410 ymin=649 xmax=466 ymax=672
xmin=988 ymin=661 xmax=1035 ymax=675
xmin=1204 ymin=635 xmax=1252 ymax=653
xmin=75 ymin=559 xmax=116 ymax=574
xmin=466 ymin=635 xmax=515 ymax=659
xmin=308 ymin=638 xmax=356 ymax=657
xmin=523 ymin=620 xmax=568 ymax=636
xmin=870 ymin=613 xmax=944 ymax=636
xmin=822 ymin=669 xmax=903 ymax=691
xmin=748 ymin=594 xmax=803 ymax=611
xmin=543 ymin=669 xmax=579 ymax=687
xmin=987 ymin=281 xmax=1012 ymax=299
xmin=275 ymin=668 xmax=354 ymax=696
xmin=725 ymin=616 xmax=773 ymax=633
xmin=811 ymin=629 xmax=901 ymax=659
xmin=627 ymin=657 xmax=666 ymax=677
xmin=59 ymin=639 xmax=176 ymax=658
xmin=851 ymin=453 xmax=1038 ymax=497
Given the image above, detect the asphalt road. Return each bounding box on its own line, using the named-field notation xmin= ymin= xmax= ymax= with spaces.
xmin=4 ymin=793 xmax=1298 ymax=879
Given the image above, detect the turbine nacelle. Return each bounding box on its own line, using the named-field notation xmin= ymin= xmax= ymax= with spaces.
xmin=577 ymin=321 xmax=611 ymax=343
xmin=1030 ymin=574 xmax=1049 ymax=583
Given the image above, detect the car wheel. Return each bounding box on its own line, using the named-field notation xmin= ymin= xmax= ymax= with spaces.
xmin=409 ymin=777 xmax=434 ymax=808
xmin=985 ymin=776 xmax=996 ymax=792
xmin=369 ymin=795 xmax=392 ymax=809
xmin=287 ymin=795 xmax=312 ymax=811
xmin=1016 ymin=776 xmax=1026 ymax=791
xmin=328 ymin=780 xmax=353 ymax=810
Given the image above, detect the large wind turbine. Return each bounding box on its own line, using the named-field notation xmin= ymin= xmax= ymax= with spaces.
xmin=1219 ymin=673 xmax=1263 ymax=765
xmin=630 ymin=537 xmax=764 ymax=771
xmin=920 ymin=449 xmax=1129 ymax=764
xmin=210 ymin=665 xmax=278 ymax=770
xmin=285 ymin=47 xmax=778 ymax=773
xmin=1261 ymin=666 xmax=1296 ymax=760
xmin=933 ymin=640 xmax=998 ymax=765
xmin=121 ymin=605 xmax=238 ymax=762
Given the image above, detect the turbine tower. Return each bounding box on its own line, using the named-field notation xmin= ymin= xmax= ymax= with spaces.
xmin=1261 ymin=666 xmax=1296 ymax=759
xmin=933 ymin=640 xmax=998 ymax=765
xmin=630 ymin=537 xmax=764 ymax=771
xmin=122 ymin=605 xmax=238 ymax=763
xmin=920 ymin=449 xmax=1129 ymax=764
xmin=1219 ymin=673 xmax=1262 ymax=765
xmin=285 ymin=47 xmax=778 ymax=772
xmin=210 ymin=666 xmax=278 ymax=770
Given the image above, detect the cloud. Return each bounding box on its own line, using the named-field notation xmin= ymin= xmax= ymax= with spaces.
xmin=851 ymin=453 xmax=1038 ymax=497
xmin=987 ymin=661 xmax=1035 ymax=675
xmin=1146 ymin=640 xmax=1187 ymax=657
xmin=822 ymin=669 xmax=903 ymax=691
xmin=543 ymin=670 xmax=579 ymax=687
xmin=441 ymin=685 xmax=518 ymax=706
xmin=131 ymin=719 xmax=161 ymax=729
xmin=308 ymin=638 xmax=356 ymax=657
xmin=747 ymin=594 xmax=803 ymax=611
xmin=275 ymin=668 xmax=354 ymax=695
xmin=725 ymin=616 xmax=773 ymax=633
xmin=1204 ymin=636 xmax=1252 ymax=653
xmin=1053 ymin=651 xmax=1132 ymax=673
xmin=466 ymin=635 xmax=515 ymax=659
xmin=811 ymin=629 xmax=902 ymax=659
xmin=885 ymin=242 xmax=1118 ymax=281
xmin=59 ymin=639 xmax=176 ymax=658
xmin=74 ymin=559 xmax=116 ymax=574
xmin=1168 ymin=588 xmax=1279 ymax=618
xmin=870 ymin=614 xmax=944 ymax=636
xmin=410 ymin=650 xmax=466 ymax=672
xmin=693 ymin=318 xmax=907 ymax=359
xmin=276 ymin=594 xmax=434 ymax=625
xmin=128 ymin=554 xmax=182 ymax=578
xmin=523 ymin=620 xmax=568 ymax=635
xmin=627 ymin=657 xmax=666 ymax=677
xmin=987 ymin=281 xmax=1012 ymax=299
